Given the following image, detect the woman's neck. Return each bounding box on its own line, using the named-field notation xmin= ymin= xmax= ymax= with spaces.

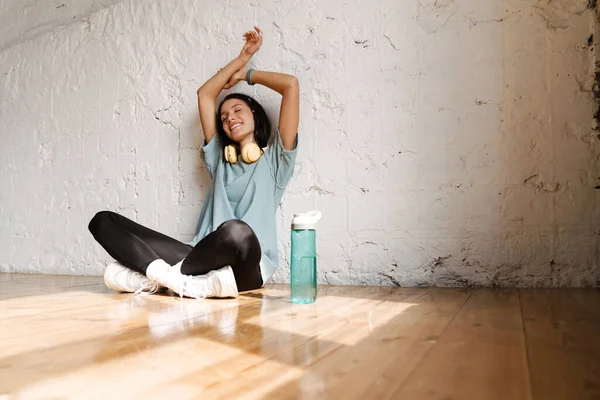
xmin=237 ymin=136 xmax=256 ymax=148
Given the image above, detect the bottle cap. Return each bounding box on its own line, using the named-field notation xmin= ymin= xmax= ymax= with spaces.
xmin=291 ymin=210 xmax=322 ymax=230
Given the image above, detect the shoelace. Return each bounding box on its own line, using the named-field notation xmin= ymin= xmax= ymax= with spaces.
xmin=165 ymin=266 xmax=208 ymax=300
xmin=146 ymin=265 xmax=208 ymax=300
xmin=134 ymin=280 xmax=161 ymax=296
xmin=176 ymin=277 xmax=185 ymax=299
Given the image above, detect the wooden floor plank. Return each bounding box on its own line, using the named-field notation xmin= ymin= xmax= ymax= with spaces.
xmin=568 ymin=289 xmax=600 ymax=318
xmin=0 ymin=286 xmax=116 ymax=321
xmin=0 ymin=272 xmax=57 ymax=282
xmin=132 ymin=286 xmax=420 ymax=399
xmin=520 ymin=289 xmax=600 ymax=400
xmin=253 ymin=288 xmax=469 ymax=400
xmin=0 ymin=273 xmax=105 ymax=300
xmin=168 ymin=286 xmax=432 ymax=400
xmin=0 ymin=292 xmax=267 ymax=394
xmin=0 ymin=292 xmax=258 ymax=358
xmin=2 ymin=274 xmax=598 ymax=400
xmin=394 ymin=289 xmax=531 ymax=400
xmin=0 ymin=287 xmax=273 ymax=382
xmin=4 ymin=285 xmax=400 ymax=398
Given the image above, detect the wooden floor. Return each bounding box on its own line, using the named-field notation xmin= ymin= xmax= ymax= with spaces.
xmin=1 ymin=274 xmax=599 ymax=400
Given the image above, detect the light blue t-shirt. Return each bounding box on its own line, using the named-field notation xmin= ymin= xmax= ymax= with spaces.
xmin=186 ymin=129 xmax=298 ymax=285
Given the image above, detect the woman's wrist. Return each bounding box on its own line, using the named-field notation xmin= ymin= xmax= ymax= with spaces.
xmin=237 ymin=53 xmax=251 ymax=64
xmin=245 ymin=68 xmax=255 ymax=85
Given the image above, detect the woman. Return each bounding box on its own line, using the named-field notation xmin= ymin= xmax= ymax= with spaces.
xmin=88 ymin=26 xmax=299 ymax=299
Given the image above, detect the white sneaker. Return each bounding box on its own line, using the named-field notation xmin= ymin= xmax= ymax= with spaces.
xmin=146 ymin=259 xmax=239 ymax=299
xmin=103 ymin=261 xmax=162 ymax=295
xmin=183 ymin=265 xmax=239 ymax=299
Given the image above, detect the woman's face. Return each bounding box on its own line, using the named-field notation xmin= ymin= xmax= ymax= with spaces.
xmin=220 ymin=99 xmax=255 ymax=144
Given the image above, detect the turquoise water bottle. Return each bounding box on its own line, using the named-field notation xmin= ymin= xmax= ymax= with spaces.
xmin=290 ymin=210 xmax=322 ymax=304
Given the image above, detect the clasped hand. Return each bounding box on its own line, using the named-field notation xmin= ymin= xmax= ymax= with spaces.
xmin=223 ymin=26 xmax=262 ymax=90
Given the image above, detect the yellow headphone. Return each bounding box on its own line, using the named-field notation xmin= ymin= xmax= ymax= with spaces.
xmin=224 ymin=143 xmax=267 ymax=164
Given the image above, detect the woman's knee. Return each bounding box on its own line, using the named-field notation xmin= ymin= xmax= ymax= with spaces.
xmin=217 ymin=219 xmax=255 ymax=241
xmin=88 ymin=211 xmax=117 ymax=235
xmin=217 ymin=219 xmax=261 ymax=257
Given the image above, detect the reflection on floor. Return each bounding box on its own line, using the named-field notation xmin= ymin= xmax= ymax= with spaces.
xmin=1 ymin=272 xmax=598 ymax=399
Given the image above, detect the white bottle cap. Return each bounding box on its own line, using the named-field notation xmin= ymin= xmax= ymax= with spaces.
xmin=291 ymin=210 xmax=322 ymax=230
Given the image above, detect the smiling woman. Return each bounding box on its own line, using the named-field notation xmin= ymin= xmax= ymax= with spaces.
xmin=88 ymin=26 xmax=300 ymax=300
xmin=217 ymin=94 xmax=270 ymax=164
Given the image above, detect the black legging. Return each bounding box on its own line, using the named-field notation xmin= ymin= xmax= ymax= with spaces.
xmin=88 ymin=211 xmax=263 ymax=291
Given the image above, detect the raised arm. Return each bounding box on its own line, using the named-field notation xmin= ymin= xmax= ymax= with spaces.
xmin=196 ymin=27 xmax=263 ymax=144
xmin=249 ymin=70 xmax=299 ymax=150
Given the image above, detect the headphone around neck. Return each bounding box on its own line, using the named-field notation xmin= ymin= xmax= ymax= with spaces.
xmin=224 ymin=142 xmax=267 ymax=164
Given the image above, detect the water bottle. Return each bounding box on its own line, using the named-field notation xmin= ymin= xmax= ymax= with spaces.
xmin=290 ymin=210 xmax=322 ymax=304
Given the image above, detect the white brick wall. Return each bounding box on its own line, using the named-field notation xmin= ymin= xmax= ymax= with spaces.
xmin=0 ymin=0 xmax=123 ymax=51
xmin=1 ymin=0 xmax=599 ymax=286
